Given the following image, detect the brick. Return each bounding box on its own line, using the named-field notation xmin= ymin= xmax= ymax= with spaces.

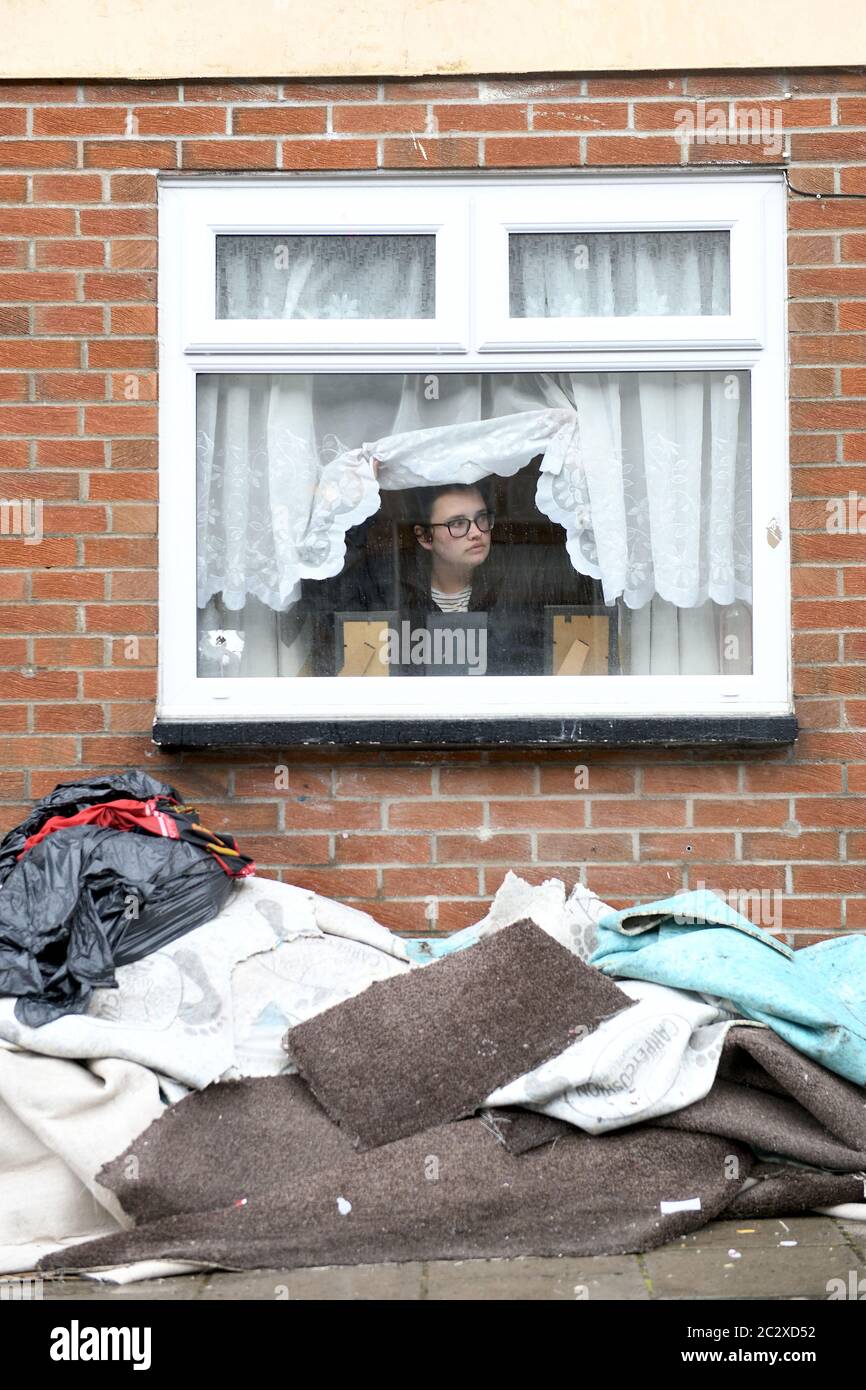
xmin=336 ymin=833 xmax=429 ymax=864
xmin=0 ymin=141 xmax=77 ymax=168
xmin=82 ymin=82 xmax=181 ymax=103
xmin=537 ymin=832 xmax=633 ymax=861
xmin=133 ymin=106 xmax=228 ymax=135
xmin=181 ymin=141 xmax=278 ymax=170
xmin=380 ymin=135 xmax=478 ymax=168
xmin=335 ymin=767 xmax=432 ymax=797
xmin=38 ymin=439 xmax=105 ymax=467
xmin=741 ymin=831 xmax=840 ymax=859
xmin=31 ymin=572 xmax=105 ymax=600
xmin=483 ymin=79 xmax=581 ymax=102
xmin=586 ymin=136 xmax=684 ymax=164
xmin=280 ymin=140 xmax=378 ymax=170
xmin=0 ymin=340 xmax=81 ymax=368
xmin=642 ymin=765 xmax=739 ymax=793
xmin=285 ymin=799 xmax=380 ymax=830
xmin=234 ymin=828 xmax=330 ymax=861
xmin=0 ymin=405 xmax=78 ymax=433
xmin=0 ymin=669 xmax=77 ymax=699
xmin=789 ymin=300 xmax=836 ymax=332
xmin=489 ymin=798 xmax=590 ymax=829
xmin=109 ymin=240 xmax=157 ymax=271
xmin=35 ymin=372 xmax=106 ymax=401
xmin=586 ymin=865 xmax=680 ymax=897
xmin=35 ymin=703 xmax=104 ymax=732
xmin=188 ymin=801 xmax=280 ymax=832
xmin=110 ymin=173 xmax=158 ymax=202
xmin=590 ymin=800 xmax=686 ymax=827
xmin=83 ymin=272 xmax=155 ymax=302
xmin=281 ymin=868 xmax=379 ymax=898
xmin=33 ymin=637 xmax=103 ymax=665
xmin=435 ymin=833 xmax=531 ymax=862
xmin=796 ymin=796 xmax=866 ymax=827
xmin=0 ymin=572 xmax=26 ymax=599
xmin=0 ymin=208 xmax=76 ymax=235
xmin=794 ymin=866 xmax=866 ymax=892
xmin=638 ymin=832 xmax=735 ymax=861
xmin=385 ymin=80 xmax=479 ymax=100
xmin=83 ymin=669 xmax=156 ymax=699
xmin=388 ymin=801 xmax=473 ymax=830
xmin=0 ymin=242 xmax=27 ymax=270
xmin=32 ymin=174 xmax=104 ymax=202
xmin=692 ymin=799 xmax=790 ymax=828
xmin=88 ymin=341 xmax=156 ymax=370
xmin=33 ymin=108 xmax=128 ymax=135
xmin=0 ymin=708 xmax=28 ymax=732
xmin=2 ymin=737 xmax=78 ymax=764
xmin=110 ymin=306 xmax=157 ymax=336
xmin=382 ymin=867 xmax=479 ymax=897
xmin=84 ymin=604 xmax=156 ymax=633
xmin=0 ymin=638 xmax=27 ymax=663
xmin=35 ymin=306 xmax=105 ymax=335
xmin=82 ymin=141 xmax=177 ymax=169
xmin=80 ymin=209 xmax=157 ymax=236
xmin=481 ymin=135 xmax=582 ymax=166
xmin=1 ymin=603 xmax=75 ymax=636
xmin=106 ymin=703 xmax=152 ymax=732
xmin=538 ymin=764 xmax=634 ymax=794
xmin=434 ymin=103 xmax=529 ymax=133
xmin=0 ymin=271 xmax=78 ymax=302
xmin=440 ymin=766 xmax=533 ymax=795
xmin=84 ymin=406 xmax=157 ymax=434
xmin=232 ymin=107 xmax=328 ymax=135
xmin=0 ymin=176 xmax=27 ymax=201
xmin=791 ymin=132 xmax=866 ymax=161
xmin=588 ymin=77 xmax=681 ymax=97
xmin=185 ymin=82 xmax=281 ymax=102
xmin=0 ymin=440 xmax=28 ymax=466
xmin=236 ymin=766 xmax=331 ymax=797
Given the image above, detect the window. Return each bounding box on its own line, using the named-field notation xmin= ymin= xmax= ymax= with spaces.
xmin=157 ymin=172 xmax=791 ymax=744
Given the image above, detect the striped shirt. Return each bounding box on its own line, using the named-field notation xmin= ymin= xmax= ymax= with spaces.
xmin=431 ymin=584 xmax=472 ymax=613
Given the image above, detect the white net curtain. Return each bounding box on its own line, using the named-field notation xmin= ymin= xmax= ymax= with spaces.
xmin=197 ymin=232 xmax=751 ymax=678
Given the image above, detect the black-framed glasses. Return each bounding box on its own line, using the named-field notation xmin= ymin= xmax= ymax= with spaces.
xmin=426 ymin=509 xmax=496 ymax=539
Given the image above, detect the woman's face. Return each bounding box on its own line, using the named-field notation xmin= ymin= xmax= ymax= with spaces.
xmin=414 ymin=487 xmax=492 ymax=571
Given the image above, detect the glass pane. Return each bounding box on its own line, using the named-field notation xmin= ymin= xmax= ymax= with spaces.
xmin=215 ymin=234 xmax=435 ymax=319
xmin=196 ymin=370 xmax=751 ymax=678
xmin=509 ymin=230 xmax=730 ymax=317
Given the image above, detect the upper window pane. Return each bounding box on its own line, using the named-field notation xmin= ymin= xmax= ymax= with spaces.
xmin=508 ymin=230 xmax=730 ymax=317
xmin=216 ymin=233 xmax=436 ymax=320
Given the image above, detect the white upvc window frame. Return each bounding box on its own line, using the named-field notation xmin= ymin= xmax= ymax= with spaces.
xmin=158 ymin=170 xmax=791 ymax=730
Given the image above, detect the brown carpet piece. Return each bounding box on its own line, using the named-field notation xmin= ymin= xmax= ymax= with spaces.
xmin=728 ymin=1163 xmax=865 ymax=1219
xmin=41 ymin=1080 xmax=750 ymax=1272
xmin=480 ymin=1106 xmax=572 ymax=1155
xmin=286 ymin=919 xmax=633 ymax=1149
xmin=657 ymin=1025 xmax=866 ymax=1171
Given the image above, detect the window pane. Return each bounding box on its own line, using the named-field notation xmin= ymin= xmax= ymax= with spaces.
xmin=509 ymin=230 xmax=730 ymax=317
xmin=215 ymin=234 xmax=435 ymax=319
xmin=196 ymin=370 xmax=751 ymax=679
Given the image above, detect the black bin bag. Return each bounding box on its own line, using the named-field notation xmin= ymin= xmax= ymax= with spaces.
xmin=0 ymin=772 xmax=239 ymax=1027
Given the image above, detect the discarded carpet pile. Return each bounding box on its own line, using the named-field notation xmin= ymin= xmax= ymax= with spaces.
xmin=39 ymin=913 xmax=866 ymax=1275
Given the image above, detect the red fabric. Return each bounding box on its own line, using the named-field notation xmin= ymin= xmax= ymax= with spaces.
xmin=18 ymin=798 xmax=180 ymax=858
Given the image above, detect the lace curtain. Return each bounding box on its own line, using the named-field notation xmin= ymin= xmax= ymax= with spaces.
xmin=198 ymin=232 xmax=750 ymax=677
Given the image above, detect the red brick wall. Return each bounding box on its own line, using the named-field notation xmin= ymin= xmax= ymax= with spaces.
xmin=1 ymin=69 xmax=866 ymax=941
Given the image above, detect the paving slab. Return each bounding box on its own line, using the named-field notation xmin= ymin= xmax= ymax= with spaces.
xmin=642 ymin=1240 xmax=864 ymax=1300
xmin=41 ymin=1274 xmax=212 ymax=1301
xmin=424 ymin=1254 xmax=650 ymax=1300
xmin=673 ymin=1216 xmax=843 ymax=1249
xmin=199 ymin=1263 xmax=426 ymax=1300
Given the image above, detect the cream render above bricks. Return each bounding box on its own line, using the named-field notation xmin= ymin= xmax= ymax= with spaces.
xmin=0 ymin=69 xmax=865 ymax=934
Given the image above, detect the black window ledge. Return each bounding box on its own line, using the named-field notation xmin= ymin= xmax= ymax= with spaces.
xmin=153 ymin=714 xmax=797 ymax=751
